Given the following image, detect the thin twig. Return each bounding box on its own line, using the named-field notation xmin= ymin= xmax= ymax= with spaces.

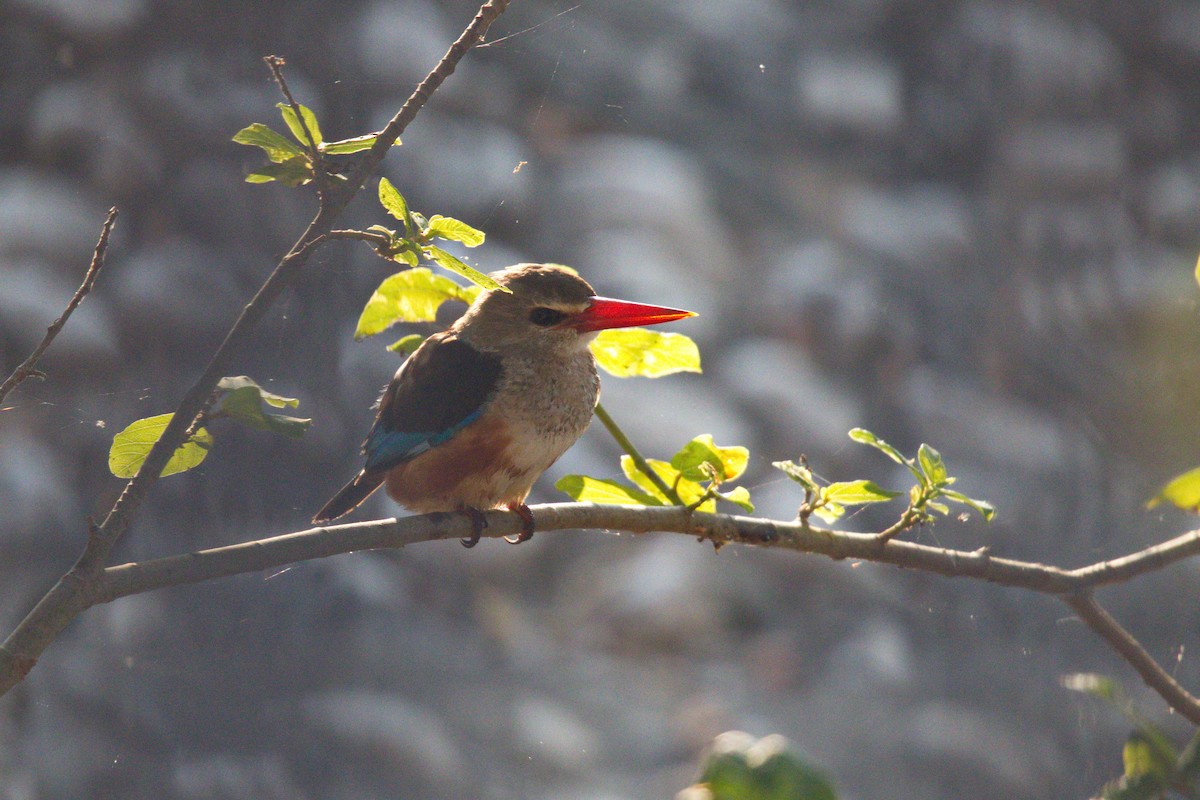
xmin=264 ymin=55 xmax=328 ymax=198
xmin=1063 ymin=592 xmax=1200 ymax=725
xmin=0 ymin=207 xmax=118 ymax=405
xmin=341 ymin=0 xmax=511 ymax=198
xmin=593 ymin=402 xmax=684 ymax=504
xmin=0 ymin=0 xmax=510 ymax=699
xmin=327 ymin=229 xmax=394 ymax=248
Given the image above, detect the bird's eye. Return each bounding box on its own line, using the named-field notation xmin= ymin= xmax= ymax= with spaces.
xmin=529 ymin=307 xmax=568 ymax=327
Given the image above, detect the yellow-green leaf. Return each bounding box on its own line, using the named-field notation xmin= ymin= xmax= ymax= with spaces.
xmin=320 ymin=133 xmax=388 ymax=155
xmin=245 ymin=156 xmax=313 ymax=186
xmin=425 ymin=245 xmax=505 ymax=292
xmin=773 ymin=459 xmax=819 ymax=492
xmin=1123 ymin=731 xmax=1173 ymax=781
xmin=426 ymin=215 xmax=485 ymax=247
xmin=1148 ymin=465 xmax=1200 ymax=512
xmin=671 ymin=434 xmax=748 ymax=482
xmin=355 ymin=268 xmax=476 ymax=338
xmin=213 ymin=376 xmax=311 ymax=438
xmin=277 ymin=102 xmax=323 ymax=145
xmin=811 ymin=500 xmax=845 ymax=524
xmin=109 ymin=413 xmax=212 ymax=478
xmin=555 ymin=475 xmax=663 ymax=506
xmin=940 ymin=488 xmax=996 ymax=521
xmin=823 ymin=479 xmax=901 ymax=505
xmin=388 ymin=333 xmax=426 ymax=355
xmin=917 ymin=443 xmax=947 ymax=486
xmin=232 ymin=123 xmax=305 ymax=163
xmin=619 ymin=455 xmax=711 ymax=509
xmin=719 ymin=486 xmax=755 ymax=513
xmin=378 ymin=177 xmax=412 ymax=236
xmin=589 ymin=328 xmax=701 ymax=378
xmin=850 ymin=428 xmax=922 ymax=482
xmin=620 ymin=455 xmax=676 ymax=503
xmin=217 ymin=376 xmax=298 ymax=409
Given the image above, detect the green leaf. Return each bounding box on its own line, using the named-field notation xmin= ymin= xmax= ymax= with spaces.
xmin=1123 ymin=730 xmax=1174 ymax=781
xmin=719 ymin=485 xmax=755 ymax=513
xmin=1195 ymin=251 xmax=1200 ymax=290
xmin=671 ymin=434 xmax=749 ymax=482
xmin=425 ymin=215 xmax=485 ymax=247
xmin=940 ymin=488 xmax=997 ymax=521
xmin=698 ymin=732 xmax=837 ymax=800
xmin=589 ymin=328 xmax=702 ymax=378
xmin=849 ymin=428 xmax=922 ymax=481
xmin=823 ymin=480 xmax=901 ymax=505
xmin=810 ymin=501 xmax=845 ymax=524
xmin=378 ymin=178 xmax=413 ymax=236
xmin=555 ymin=474 xmax=664 ymax=506
xmin=751 ymin=750 xmax=838 ymax=800
xmin=620 ymin=455 xmax=679 ymax=503
xmin=232 ymin=123 xmax=306 ymax=163
xmin=216 ymin=376 xmax=298 ymax=409
xmin=425 ymin=245 xmax=505 ymax=292
xmin=917 ymin=443 xmax=948 ymax=486
xmin=1062 ymin=672 xmax=1121 ymax=702
xmin=245 ymin=156 xmax=313 ymax=186
xmin=390 ymin=248 xmax=420 ymax=267
xmin=618 ymin=455 xmax=713 ymax=509
xmin=387 ymin=334 xmax=426 ymax=355
xmin=213 ymin=376 xmax=312 ymax=438
xmin=355 ymin=268 xmax=477 ymax=338
xmin=773 ymin=460 xmax=819 ymax=493
xmin=277 ymin=102 xmax=322 ymax=145
xmin=1147 ymin=466 xmax=1200 ymax=512
xmin=320 ymin=133 xmax=387 ymax=155
xmin=109 ymin=413 xmax=213 ymax=478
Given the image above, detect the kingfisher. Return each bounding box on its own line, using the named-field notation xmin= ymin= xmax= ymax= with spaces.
xmin=312 ymin=263 xmax=695 ymax=546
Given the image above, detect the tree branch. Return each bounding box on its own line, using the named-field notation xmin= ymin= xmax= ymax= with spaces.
xmin=0 ymin=0 xmax=510 ymax=699
xmin=0 ymin=207 xmax=118 ymax=405
xmin=83 ymin=507 xmax=1200 ymax=602
xmin=75 ymin=505 xmax=1200 ymax=722
xmin=1062 ymin=592 xmax=1200 ymax=725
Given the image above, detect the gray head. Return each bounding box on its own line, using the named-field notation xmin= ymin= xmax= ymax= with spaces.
xmin=454 ymin=263 xmax=695 ymax=354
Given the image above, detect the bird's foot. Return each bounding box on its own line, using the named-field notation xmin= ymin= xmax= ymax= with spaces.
xmin=459 ymin=506 xmax=487 ymax=548
xmin=503 ymin=503 xmax=535 ymax=545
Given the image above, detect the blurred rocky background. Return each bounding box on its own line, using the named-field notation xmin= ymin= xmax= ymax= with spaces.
xmin=3 ymin=0 xmax=1200 ymax=797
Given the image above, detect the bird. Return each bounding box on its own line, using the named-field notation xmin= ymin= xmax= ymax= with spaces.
xmin=312 ymin=263 xmax=695 ymax=546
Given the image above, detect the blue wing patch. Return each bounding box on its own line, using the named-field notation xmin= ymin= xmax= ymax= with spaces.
xmin=358 ymin=333 xmax=503 ymax=473
xmin=363 ymin=406 xmax=485 ymax=470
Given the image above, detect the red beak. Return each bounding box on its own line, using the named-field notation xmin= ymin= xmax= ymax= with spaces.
xmin=569 ymin=296 xmax=696 ymax=333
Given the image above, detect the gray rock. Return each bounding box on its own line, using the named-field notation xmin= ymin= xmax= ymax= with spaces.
xmin=302 ymin=689 xmax=468 ymax=790
xmin=959 ymin=1 xmax=1122 ymax=107
xmin=995 ymin=121 xmax=1128 ymax=193
xmin=794 ymin=52 xmax=904 ymax=135
xmin=28 ymin=79 xmax=162 ymax=197
xmin=835 ymin=183 xmax=973 ymax=271
xmin=0 ymin=169 xmax=109 ymax=263
xmin=11 ymin=0 xmax=148 ymax=39
xmin=713 ymin=338 xmax=863 ymax=455
xmin=513 ymin=696 xmax=604 ymax=773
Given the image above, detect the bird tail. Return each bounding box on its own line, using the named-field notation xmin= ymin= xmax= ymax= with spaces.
xmin=312 ymin=470 xmax=386 ymax=524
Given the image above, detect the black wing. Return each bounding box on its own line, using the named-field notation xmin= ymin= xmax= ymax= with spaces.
xmin=362 ymin=332 xmax=503 ymax=471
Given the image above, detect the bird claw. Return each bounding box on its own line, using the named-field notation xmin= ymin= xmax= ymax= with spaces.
xmin=503 ymin=503 xmax=535 ymax=545
xmin=459 ymin=507 xmax=487 ymax=548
